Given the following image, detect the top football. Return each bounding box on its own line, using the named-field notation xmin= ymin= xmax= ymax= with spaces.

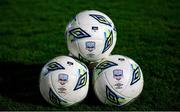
xmin=65 ymin=10 xmax=117 ymax=63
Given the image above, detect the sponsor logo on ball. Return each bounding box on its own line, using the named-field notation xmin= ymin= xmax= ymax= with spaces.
xmin=113 ymin=69 xmax=123 ymax=81
xmin=58 ymin=74 xmax=68 ymax=85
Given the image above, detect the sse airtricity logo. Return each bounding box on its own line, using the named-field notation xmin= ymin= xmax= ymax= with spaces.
xmin=58 ymin=74 xmax=68 ymax=85
xmin=86 ymin=41 xmax=96 ymax=52
xmin=113 ymin=69 xmax=123 ymax=81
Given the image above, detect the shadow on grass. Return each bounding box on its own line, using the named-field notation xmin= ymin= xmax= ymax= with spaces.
xmin=0 ymin=62 xmax=101 ymax=108
xmin=0 ymin=62 xmax=47 ymax=106
xmin=83 ymin=74 xmax=101 ymax=106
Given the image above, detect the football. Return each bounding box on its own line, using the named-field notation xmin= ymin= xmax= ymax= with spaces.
xmin=93 ymin=55 xmax=144 ymax=106
xmin=65 ymin=10 xmax=117 ymax=63
xmin=39 ymin=56 xmax=89 ymax=106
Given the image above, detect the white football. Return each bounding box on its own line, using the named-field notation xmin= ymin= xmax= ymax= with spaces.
xmin=93 ymin=55 xmax=144 ymax=106
xmin=39 ymin=56 xmax=89 ymax=107
xmin=65 ymin=10 xmax=117 ymax=63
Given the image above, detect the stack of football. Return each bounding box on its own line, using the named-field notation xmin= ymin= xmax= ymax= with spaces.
xmin=39 ymin=10 xmax=144 ymax=107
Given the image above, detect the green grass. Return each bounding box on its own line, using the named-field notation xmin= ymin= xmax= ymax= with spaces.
xmin=0 ymin=0 xmax=179 ymax=110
